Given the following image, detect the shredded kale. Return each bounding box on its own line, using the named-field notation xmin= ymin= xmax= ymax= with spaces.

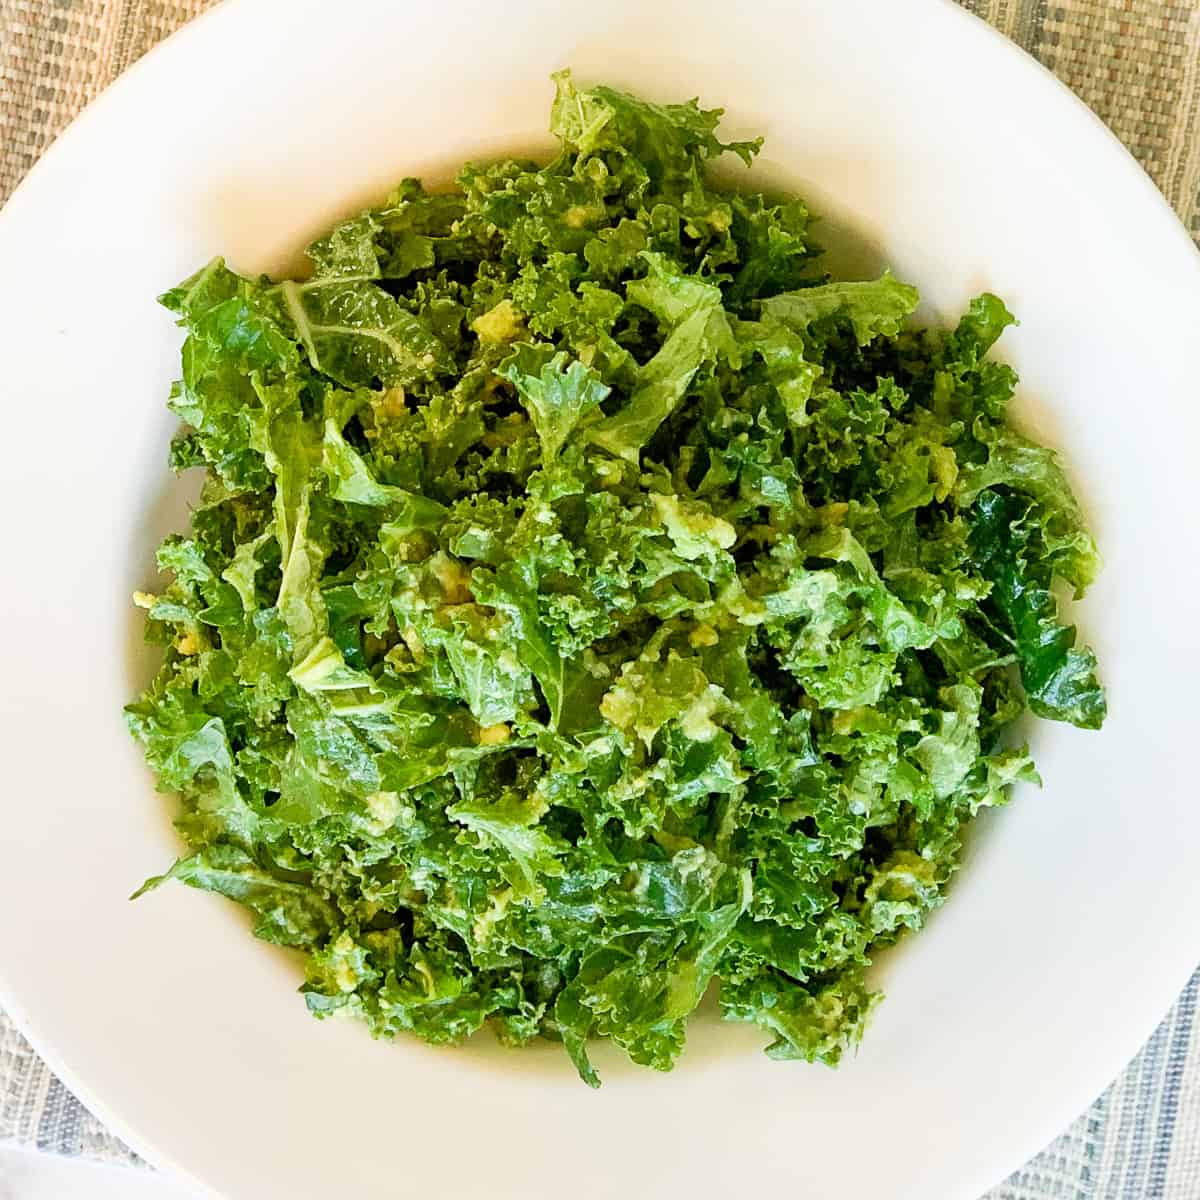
xmin=128 ymin=71 xmax=1105 ymax=1084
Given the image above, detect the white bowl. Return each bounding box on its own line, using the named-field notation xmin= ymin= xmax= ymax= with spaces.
xmin=1 ymin=1 xmax=1198 ymax=1197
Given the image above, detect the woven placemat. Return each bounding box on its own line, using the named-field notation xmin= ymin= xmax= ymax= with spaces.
xmin=1 ymin=2 xmax=1199 ymax=1197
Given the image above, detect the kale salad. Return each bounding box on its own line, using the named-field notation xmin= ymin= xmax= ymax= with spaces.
xmin=128 ymin=72 xmax=1105 ymax=1085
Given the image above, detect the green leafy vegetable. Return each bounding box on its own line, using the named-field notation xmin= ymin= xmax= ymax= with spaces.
xmin=498 ymin=348 xmax=610 ymax=463
xmin=968 ymin=490 xmax=1106 ymax=729
xmin=129 ymin=72 xmax=1105 ymax=1087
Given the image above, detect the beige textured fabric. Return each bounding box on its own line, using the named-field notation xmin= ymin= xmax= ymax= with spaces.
xmin=2 ymin=0 xmax=1200 ymax=241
